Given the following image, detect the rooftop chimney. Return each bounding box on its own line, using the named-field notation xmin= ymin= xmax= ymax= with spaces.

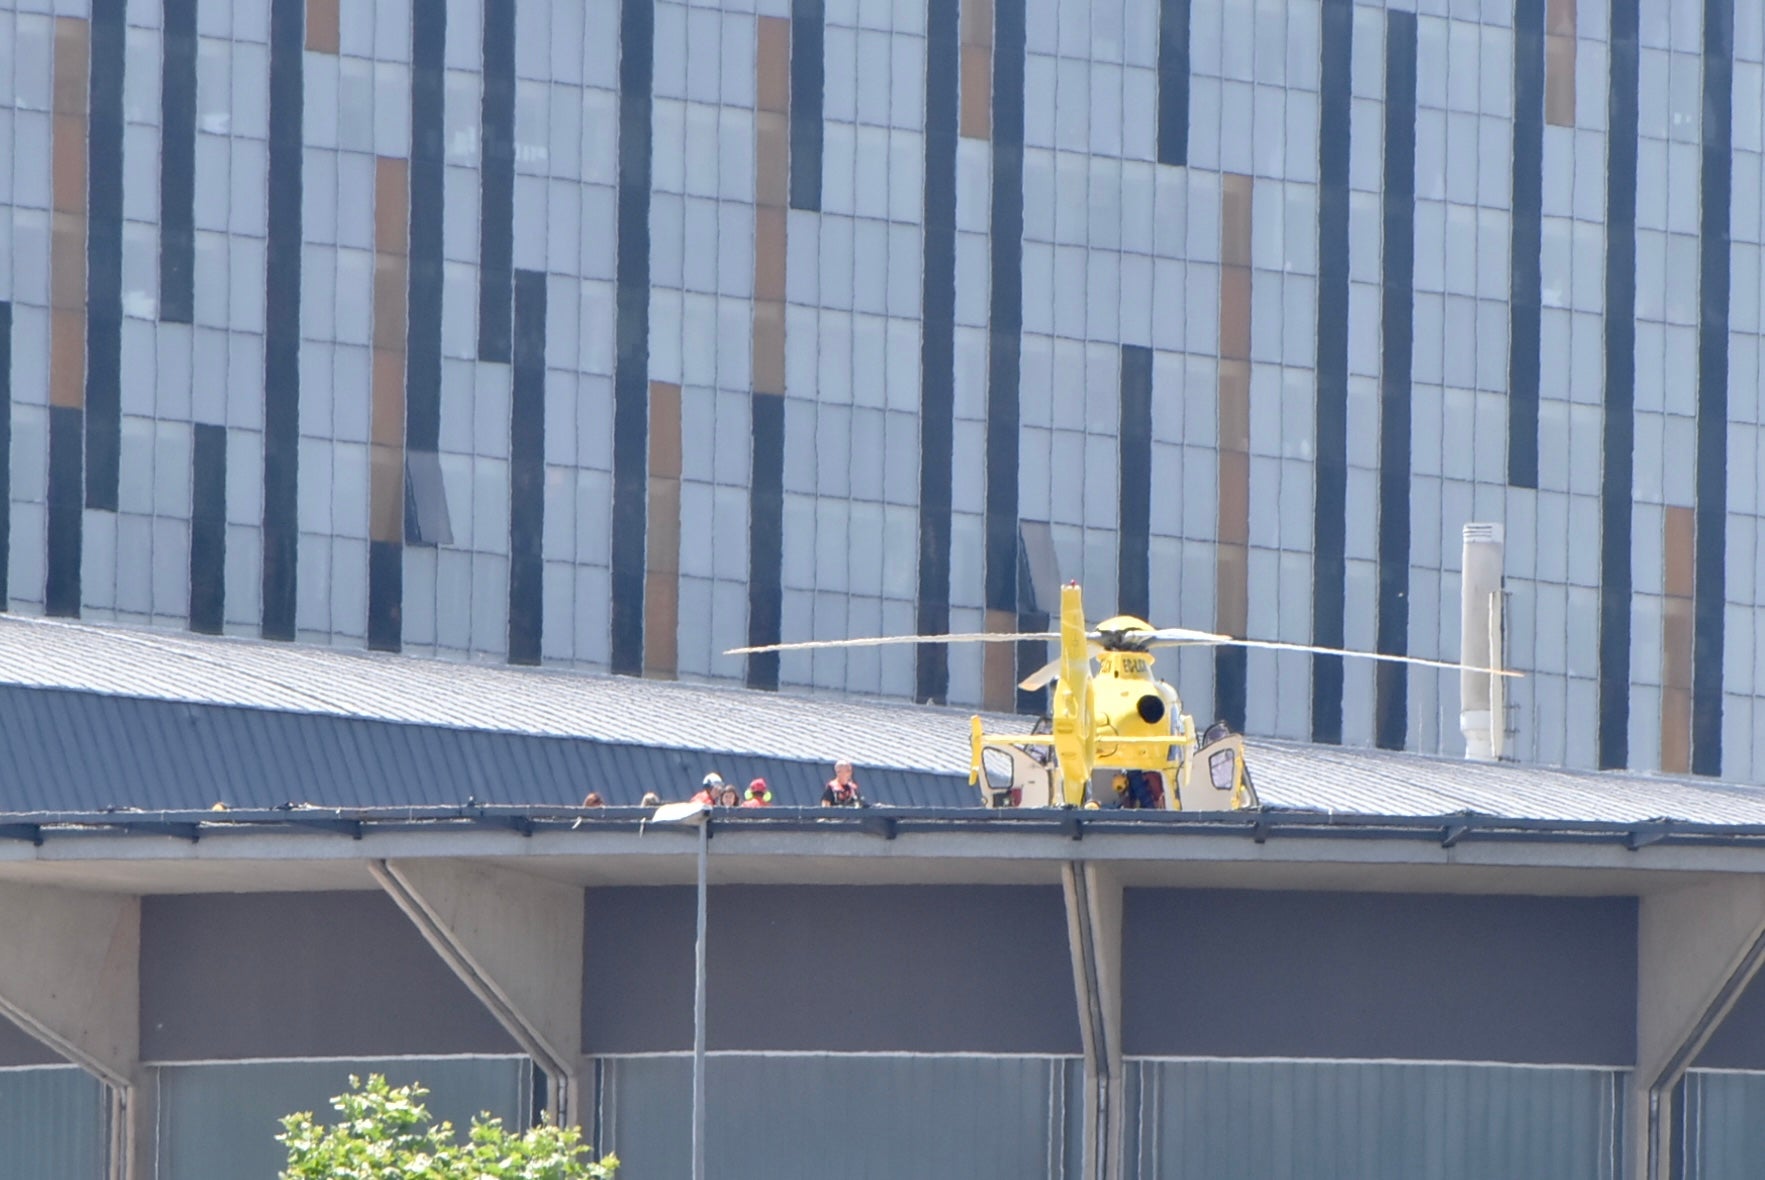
xmin=1460 ymin=523 xmax=1505 ymax=761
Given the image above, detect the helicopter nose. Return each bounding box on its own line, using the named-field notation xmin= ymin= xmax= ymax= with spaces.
xmin=1136 ymin=694 xmax=1166 ymax=724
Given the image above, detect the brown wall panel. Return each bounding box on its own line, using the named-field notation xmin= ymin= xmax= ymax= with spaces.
xmin=754 ymin=206 xmax=787 ymax=302
xmin=1662 ymin=504 xmax=1694 ymax=773
xmin=752 ymin=302 xmax=786 ymax=395
xmin=49 ymin=19 xmax=88 ymax=412
xmin=960 ymin=0 xmax=993 ymax=139
xmin=141 ymin=892 xmax=516 ymax=1061
xmin=1545 ymin=34 xmax=1576 ymax=126
xmin=306 ymin=0 xmax=340 ymax=53
xmin=644 ymin=381 xmax=682 ymax=678
xmin=370 ymin=157 xmax=409 ymax=546
xmin=983 ymin=607 xmax=1016 ymax=711
xmin=1217 ymin=175 xmax=1252 ymax=646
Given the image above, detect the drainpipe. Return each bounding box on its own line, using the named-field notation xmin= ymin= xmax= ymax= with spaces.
xmin=1459 ymin=523 xmax=1505 ymax=760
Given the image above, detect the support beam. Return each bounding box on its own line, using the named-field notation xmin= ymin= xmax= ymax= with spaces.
xmin=372 ymin=859 xmax=585 ymax=1126
xmin=1631 ymin=877 xmax=1765 ymax=1178
xmin=0 ymin=880 xmax=145 ymax=1179
xmin=1063 ymin=862 xmax=1123 ymax=1180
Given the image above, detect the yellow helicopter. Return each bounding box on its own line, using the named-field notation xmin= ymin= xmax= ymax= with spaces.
xmin=729 ymin=582 xmax=1519 ymax=810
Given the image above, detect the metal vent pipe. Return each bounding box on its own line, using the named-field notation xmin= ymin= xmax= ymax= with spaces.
xmin=1460 ymin=523 xmax=1505 ymax=761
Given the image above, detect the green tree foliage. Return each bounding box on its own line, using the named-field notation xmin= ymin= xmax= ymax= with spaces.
xmin=278 ymin=1073 xmax=618 ymax=1180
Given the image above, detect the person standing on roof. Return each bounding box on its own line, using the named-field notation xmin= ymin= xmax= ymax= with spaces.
xmin=693 ymin=773 xmax=724 ymax=806
xmin=821 ymin=761 xmax=863 ymax=807
xmin=742 ymin=778 xmax=773 ymax=807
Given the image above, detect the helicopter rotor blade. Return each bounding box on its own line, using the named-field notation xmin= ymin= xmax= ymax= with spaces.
xmin=725 ymin=630 xmax=1058 ymax=657
xmin=1149 ymin=635 xmax=1522 ymax=679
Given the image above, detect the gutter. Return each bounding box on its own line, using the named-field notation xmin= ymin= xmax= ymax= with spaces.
xmin=10 ymin=805 xmax=1765 ymax=850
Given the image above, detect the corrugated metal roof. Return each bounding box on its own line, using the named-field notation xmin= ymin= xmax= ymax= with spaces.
xmin=3 ymin=615 xmax=1765 ymax=825
xmin=0 ymin=615 xmax=1005 ymax=776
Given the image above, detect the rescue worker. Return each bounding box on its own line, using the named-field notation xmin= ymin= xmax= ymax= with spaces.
xmin=742 ymin=778 xmax=773 ymax=807
xmin=692 ymin=773 xmax=724 ymax=805
xmin=821 ymin=761 xmax=863 ymax=807
xmin=1113 ymin=769 xmax=1165 ymax=809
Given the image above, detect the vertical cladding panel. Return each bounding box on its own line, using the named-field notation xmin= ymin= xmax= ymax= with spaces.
xmin=985 ymin=0 xmax=1026 ymax=713
xmin=0 ymin=1067 xmax=108 ymax=1180
xmin=748 ymin=17 xmax=791 ymax=692
xmin=1599 ymin=0 xmax=1639 ymax=768
xmin=644 ymin=381 xmax=681 ymax=678
xmin=1375 ymin=11 xmax=1417 ymax=752
xmin=1129 ymin=1060 xmax=1625 ymax=1180
xmin=1683 ymin=1071 xmax=1765 ymax=1178
xmin=478 ymin=0 xmax=515 ymax=363
xmin=262 ymin=0 xmax=304 ymax=641
xmin=601 ymin=1055 xmax=1067 ymax=1180
xmin=305 ymin=0 xmax=339 ymax=53
xmin=406 ymin=0 xmax=446 ymax=483
xmin=0 ymin=304 xmax=8 ymax=608
xmin=189 ymin=422 xmax=226 ymax=634
xmin=508 ymin=269 xmax=546 ymax=665
xmin=917 ymin=0 xmax=960 ymax=704
xmin=46 ymin=18 xmax=90 ymax=619
xmin=611 ymin=0 xmax=654 ymax=677
xmin=1510 ymin=0 xmax=1544 ymax=489
xmin=1662 ymin=504 xmax=1694 ymax=773
xmin=1546 ymin=0 xmax=1578 ymax=126
xmin=369 ymin=156 xmax=410 ymax=652
xmin=1119 ymin=344 xmax=1153 ymax=620
xmin=157 ymin=1059 xmax=528 ymax=1180
xmin=960 ymin=0 xmax=992 ymax=140
xmin=789 ymin=0 xmax=824 ymax=213
xmin=747 ymin=395 xmax=785 ymax=687
xmin=1693 ymin=0 xmax=1733 ymax=777
xmin=1157 ymin=0 xmax=1190 ymax=167
xmin=1216 ymin=173 xmax=1252 ymax=731
xmin=84 ymin=0 xmax=124 ymax=513
xmin=1310 ymin=0 xmax=1352 ymax=744
xmin=159 ymin=0 xmax=197 ymax=325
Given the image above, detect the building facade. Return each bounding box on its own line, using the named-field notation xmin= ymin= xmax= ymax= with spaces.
xmin=1 ymin=0 xmax=1763 ymax=776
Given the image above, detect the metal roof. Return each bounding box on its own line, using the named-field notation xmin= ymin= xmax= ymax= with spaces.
xmin=2 ymin=614 xmax=1765 ymax=825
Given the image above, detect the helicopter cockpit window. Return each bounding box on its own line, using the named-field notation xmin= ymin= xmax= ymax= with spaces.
xmin=980 ymin=748 xmax=1016 ymax=791
xmin=1209 ymin=748 xmax=1238 ymax=791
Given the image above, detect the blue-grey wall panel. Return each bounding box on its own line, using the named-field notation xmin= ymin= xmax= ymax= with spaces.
xmin=1680 ymin=1069 xmax=1765 ymax=1180
xmin=1309 ymin=0 xmax=1353 ymax=746
xmin=156 ymin=1057 xmax=529 ymax=1180
xmin=582 ymin=886 xmax=1080 ymax=1054
xmin=915 ymin=0 xmax=960 ymax=704
xmin=158 ymin=0 xmax=197 ymax=326
xmin=1692 ymin=0 xmax=1733 ymax=778
xmin=189 ymin=423 xmax=226 ymax=634
xmin=1508 ymin=0 xmax=1543 ymax=490
xmin=0 ymin=1066 xmax=108 ymax=1180
xmin=1124 ymin=1059 xmax=1624 ymax=1180
xmin=83 ymin=0 xmax=124 ymax=513
xmin=141 ymin=892 xmax=517 ymax=1061
xmin=261 ymin=0 xmax=304 ymax=642
xmin=1121 ymin=890 xmax=1637 ymax=1064
xmin=599 ymin=1054 xmax=1073 ymax=1180
xmin=1598 ymin=0 xmax=1639 ymax=769
xmin=477 ymin=0 xmax=516 ymax=363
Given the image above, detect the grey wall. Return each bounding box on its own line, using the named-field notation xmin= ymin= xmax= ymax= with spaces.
xmin=582 ymin=885 xmax=1080 ymax=1054
xmin=141 ymin=892 xmax=515 ymax=1061
xmin=0 ymin=1013 xmax=63 ymax=1067
xmin=1121 ymin=889 xmax=1638 ymax=1064
xmin=0 ymin=1066 xmax=108 ymax=1180
xmin=1695 ymin=968 xmax=1765 ymax=1069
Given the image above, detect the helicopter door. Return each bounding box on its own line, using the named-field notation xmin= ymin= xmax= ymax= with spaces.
xmin=1181 ymin=729 xmax=1257 ymax=811
xmin=977 ymin=745 xmax=1055 ymax=808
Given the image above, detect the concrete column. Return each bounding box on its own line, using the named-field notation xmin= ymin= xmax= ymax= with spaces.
xmin=1630 ymin=877 xmax=1765 ymax=1179
xmin=0 ymin=880 xmax=143 ymax=1177
xmin=1063 ymin=862 xmax=1124 ymax=1180
xmin=373 ymin=860 xmax=586 ymax=1126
